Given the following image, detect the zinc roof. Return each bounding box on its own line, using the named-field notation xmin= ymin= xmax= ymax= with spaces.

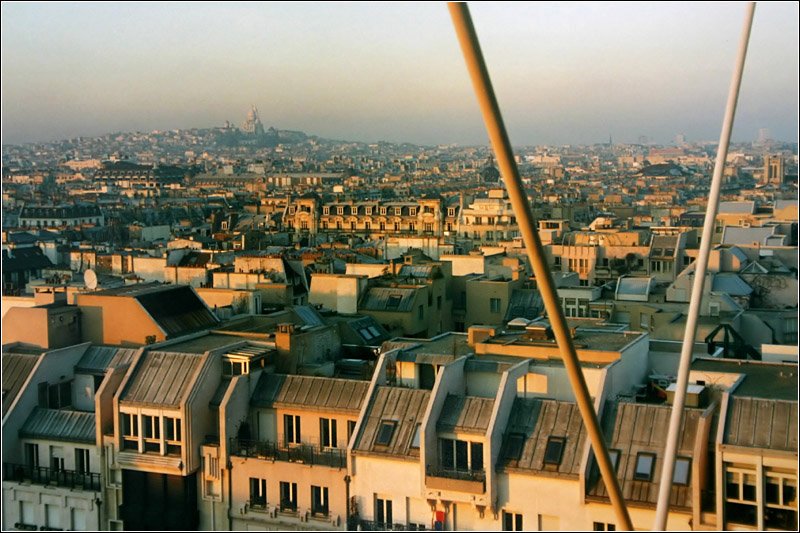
xmin=437 ymin=394 xmax=495 ymax=435
xmin=723 ymin=397 xmax=797 ymax=452
xmin=354 ymin=386 xmax=431 ymax=458
xmin=75 ymin=345 xmax=139 ymax=374
xmin=120 ymin=351 xmax=204 ymax=408
xmin=20 ymin=407 xmax=95 ymax=443
xmin=2 ymin=351 xmax=42 ymax=415
xmin=251 ymin=373 xmax=369 ymax=414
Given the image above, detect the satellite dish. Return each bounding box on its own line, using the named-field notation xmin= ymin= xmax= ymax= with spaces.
xmin=84 ymin=269 xmax=98 ymax=290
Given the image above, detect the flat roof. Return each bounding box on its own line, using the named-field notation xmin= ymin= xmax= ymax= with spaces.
xmin=691 ymin=358 xmax=798 ymax=401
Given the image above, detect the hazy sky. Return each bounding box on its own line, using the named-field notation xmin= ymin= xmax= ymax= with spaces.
xmin=2 ymin=1 xmax=798 ymax=146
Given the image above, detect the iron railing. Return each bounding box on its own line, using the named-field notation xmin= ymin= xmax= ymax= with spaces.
xmin=229 ymin=438 xmax=346 ymax=468
xmin=425 ymin=465 xmax=485 ymax=483
xmin=3 ymin=463 xmax=101 ymax=492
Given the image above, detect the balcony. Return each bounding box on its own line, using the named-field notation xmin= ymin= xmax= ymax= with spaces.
xmin=229 ymin=438 xmax=346 ymax=469
xmin=3 ymin=463 xmax=101 ymax=492
xmin=425 ymin=465 xmax=485 ymax=494
xmin=357 ymin=520 xmax=422 ymax=531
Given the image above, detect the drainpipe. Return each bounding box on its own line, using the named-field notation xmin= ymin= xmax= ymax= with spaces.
xmin=227 ymin=461 xmax=234 ymax=531
xmin=344 ymin=474 xmax=351 ymax=530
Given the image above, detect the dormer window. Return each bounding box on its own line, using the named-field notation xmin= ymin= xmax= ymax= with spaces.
xmin=375 ymin=421 xmax=396 ymax=446
xmin=379 ymin=207 xmax=387 ymax=216
xmin=365 ymin=206 xmax=373 ymax=215
xmin=351 ymin=206 xmax=358 ymax=215
xmin=543 ymin=436 xmax=565 ymax=466
xmin=337 ymin=206 xmax=344 ymax=215
xmin=634 ymin=452 xmax=655 ymax=481
xmin=394 ymin=207 xmax=403 ymax=216
xmin=409 ymin=207 xmax=417 ymax=216
xmin=323 ymin=206 xmax=330 ymax=215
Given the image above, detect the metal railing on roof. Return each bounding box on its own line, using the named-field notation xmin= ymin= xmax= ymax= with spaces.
xmin=229 ymin=437 xmax=346 ymax=468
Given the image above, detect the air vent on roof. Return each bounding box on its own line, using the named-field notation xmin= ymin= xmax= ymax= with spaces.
xmin=524 ymin=324 xmax=554 ymax=341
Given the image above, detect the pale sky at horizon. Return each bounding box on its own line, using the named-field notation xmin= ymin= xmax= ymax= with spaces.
xmin=1 ymin=1 xmax=798 ymax=146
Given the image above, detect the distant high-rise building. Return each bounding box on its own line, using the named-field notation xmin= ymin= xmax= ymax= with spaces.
xmin=756 ymin=127 xmax=771 ymax=145
xmin=764 ymin=154 xmax=785 ymax=185
xmin=241 ymin=105 xmax=265 ymax=135
xmin=674 ymin=133 xmax=686 ymax=146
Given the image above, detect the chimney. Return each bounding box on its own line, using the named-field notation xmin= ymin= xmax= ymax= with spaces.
xmin=275 ymin=323 xmax=295 ymax=353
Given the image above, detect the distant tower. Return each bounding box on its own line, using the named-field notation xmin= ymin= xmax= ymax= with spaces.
xmin=674 ymin=133 xmax=686 ymax=147
xmin=480 ymin=156 xmax=500 ymax=183
xmin=757 ymin=128 xmax=771 ymax=145
xmin=241 ymin=105 xmax=265 ymax=135
xmin=764 ymin=154 xmax=785 ymax=185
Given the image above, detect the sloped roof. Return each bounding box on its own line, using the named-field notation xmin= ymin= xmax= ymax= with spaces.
xmin=711 ymin=273 xmax=753 ymax=296
xmin=2 ymin=247 xmax=53 ymax=273
xmin=354 ymin=386 xmax=430 ymax=458
xmin=721 ymin=226 xmax=775 ymax=246
xmin=120 ymin=351 xmax=205 ymax=408
xmin=498 ymin=398 xmax=586 ymax=478
xmin=251 ymin=373 xmax=369 ymax=414
xmin=719 ymin=201 xmax=755 ymax=214
xmin=724 ymin=397 xmax=797 ymax=452
xmin=359 ymin=287 xmax=418 ymax=312
xmin=20 ymin=407 xmax=95 ymax=443
xmin=437 ymin=394 xmax=495 ymax=435
xmin=504 ymin=289 xmax=544 ymax=322
xmin=2 ymin=350 xmax=42 ymax=415
xmin=587 ymin=402 xmax=704 ymax=509
xmin=76 ymin=345 xmax=139 ymax=375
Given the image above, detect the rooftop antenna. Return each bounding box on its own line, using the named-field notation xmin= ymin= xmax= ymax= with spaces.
xmin=448 ymin=3 xmax=633 ymax=529
xmin=653 ymin=3 xmax=755 ymax=529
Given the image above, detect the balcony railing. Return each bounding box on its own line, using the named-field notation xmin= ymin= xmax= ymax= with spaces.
xmin=357 ymin=520 xmax=422 ymax=531
xmin=3 ymin=463 xmax=101 ymax=492
xmin=425 ymin=465 xmax=486 ymax=494
xmin=229 ymin=438 xmax=346 ymax=469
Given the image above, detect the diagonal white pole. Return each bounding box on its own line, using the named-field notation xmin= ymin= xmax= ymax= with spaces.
xmin=653 ymin=3 xmax=756 ymax=530
xmin=448 ymin=2 xmax=633 ymax=530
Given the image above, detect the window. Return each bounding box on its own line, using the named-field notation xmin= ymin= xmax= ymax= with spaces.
xmin=409 ymin=207 xmax=417 ymax=216
xmin=322 ymin=206 xmax=330 ymax=215
xmin=543 ymin=437 xmax=565 ymax=466
xmin=25 ymin=442 xmax=39 ymax=469
xmin=504 ymin=433 xmax=525 ymax=461
xmin=365 ymin=206 xmax=373 ymax=215
xmin=725 ymin=466 xmax=758 ymax=526
xmin=440 ymin=438 xmax=483 ymax=472
xmin=311 ymin=485 xmax=329 ymax=516
xmin=71 ymin=508 xmax=87 ymax=530
xmin=386 ymin=294 xmax=403 ymax=309
xmin=347 ymin=420 xmax=357 ymax=443
xmin=284 ymin=414 xmax=301 ymax=445
xmin=607 ymin=449 xmax=621 ymax=471
xmin=50 ymin=445 xmax=65 ymax=471
xmin=411 ymin=424 xmax=421 ymax=449
xmin=490 ymin=297 xmax=501 ymax=314
xmin=143 ymin=414 xmax=161 ymax=452
xmin=223 ymin=360 xmax=247 ymax=377
xmin=122 ymin=412 xmax=139 ymax=450
xmin=46 ymin=503 xmax=61 ymax=529
xmin=394 ymin=207 xmax=402 ymax=216
xmin=39 ymin=380 xmax=72 ymax=409
xmin=418 ymin=305 xmax=424 ymax=320
xmin=320 ymin=418 xmax=338 ymax=448
xmin=75 ymin=448 xmax=90 ymax=475
xmin=634 ymin=452 xmax=655 ymax=481
xmin=503 ymin=511 xmax=523 ymax=531
xmin=764 ymin=471 xmax=798 ymax=530
xmin=437 ymin=295 xmax=442 ymax=310
xmin=375 ymin=421 xmax=396 ymax=446
xmin=376 ymin=497 xmax=393 ymax=527
xmin=20 ymin=501 xmax=35 ymax=527
xmin=280 ymin=481 xmax=297 ymax=511
xmin=165 ymin=416 xmax=182 ymax=455
xmin=351 ymin=206 xmax=358 ymax=215
xmin=249 ymin=477 xmax=267 ymax=508
xmin=337 ymin=206 xmax=344 ymax=215
xmin=448 ymin=207 xmax=456 ymax=217
xmin=379 ymin=207 xmax=387 ymax=215
xmin=593 ymin=522 xmax=616 ymax=531
xmin=673 ymin=457 xmax=691 ymax=485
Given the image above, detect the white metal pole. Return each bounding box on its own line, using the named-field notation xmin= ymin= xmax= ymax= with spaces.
xmin=653 ymin=3 xmax=756 ymax=530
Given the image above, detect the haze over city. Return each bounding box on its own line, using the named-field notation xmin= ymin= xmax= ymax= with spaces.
xmin=2 ymin=1 xmax=798 ymax=146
